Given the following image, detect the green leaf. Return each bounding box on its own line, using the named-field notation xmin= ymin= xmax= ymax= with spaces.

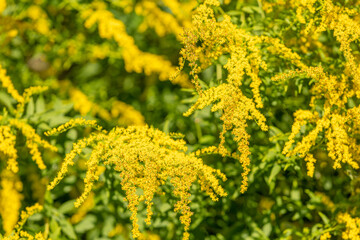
xmin=318 ymin=212 xmax=329 ymax=225
xmin=58 ymin=200 xmax=75 ymax=214
xmin=25 ymin=97 xmax=35 ymax=117
xmin=49 ymin=218 xmax=61 ymax=239
xmin=199 ymin=135 xmax=216 ymax=144
xmin=75 ymin=215 xmax=97 ymax=233
xmin=268 ymin=164 xmax=281 ymax=185
xmin=267 ymin=164 xmax=281 ymax=194
xmin=262 ymin=223 xmax=272 ymax=237
xmin=0 ymin=91 xmax=15 ymax=112
xmin=242 ymin=6 xmax=254 ymax=13
xmin=59 ymin=217 xmax=77 ymax=239
xmin=35 ymin=95 xmax=46 ymax=114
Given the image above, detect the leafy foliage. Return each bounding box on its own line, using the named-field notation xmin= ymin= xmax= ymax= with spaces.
xmin=0 ymin=0 xmax=360 ymax=239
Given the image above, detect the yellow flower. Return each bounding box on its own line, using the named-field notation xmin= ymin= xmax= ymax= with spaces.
xmin=3 ymin=203 xmax=46 ymax=240
xmin=81 ymin=3 xmax=192 ymax=88
xmin=320 ymin=232 xmax=331 ymax=240
xmin=27 ymin=5 xmax=51 ymax=35
xmin=10 ymin=119 xmax=57 ymax=170
xmin=111 ymin=100 xmax=145 ymax=126
xmin=27 ymin=6 xmax=42 ymax=20
xmin=0 ymin=65 xmax=24 ymax=103
xmin=0 ymin=170 xmax=23 ymax=236
xmin=0 ymin=0 xmax=6 ymax=14
xmin=47 ymin=121 xmax=227 ymax=240
xmin=70 ymin=192 xmax=95 ymax=224
xmin=174 ymin=0 xmax=271 ymax=193
xmin=44 ymin=118 xmax=105 ymax=137
xmin=338 ymin=213 xmax=360 ymax=240
xmin=135 ymin=1 xmax=184 ymax=40
xmin=0 ymin=125 xmax=18 ymax=172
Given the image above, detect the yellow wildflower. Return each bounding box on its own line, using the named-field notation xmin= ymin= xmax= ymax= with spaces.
xmin=47 ymin=122 xmax=227 ymax=240
xmin=15 ymin=86 xmax=48 ymax=117
xmin=135 ymin=1 xmax=183 ymax=38
xmin=111 ymin=100 xmax=145 ymax=126
xmin=70 ymin=192 xmax=95 ymax=224
xmin=9 ymin=119 xmax=57 ymax=170
xmin=3 ymin=203 xmax=45 ymax=240
xmin=27 ymin=5 xmax=50 ymax=35
xmin=69 ymin=88 xmax=94 ymax=116
xmin=174 ymin=0 xmax=270 ymax=193
xmin=315 ymin=192 xmax=335 ymax=211
xmin=320 ymin=232 xmax=331 ymax=240
xmin=0 ymin=125 xmax=18 ymax=172
xmin=0 ymin=170 xmax=23 ymax=236
xmin=81 ymin=3 xmax=192 ymax=87
xmin=0 ymin=0 xmax=6 ymax=14
xmin=44 ymin=118 xmax=105 ymax=136
xmin=338 ymin=213 xmax=360 ymax=240
xmin=108 ymin=223 xmax=128 ymax=237
xmin=0 ymin=64 xmax=24 ymax=103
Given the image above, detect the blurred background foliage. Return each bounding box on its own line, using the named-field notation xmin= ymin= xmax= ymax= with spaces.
xmin=0 ymin=0 xmax=360 ymax=239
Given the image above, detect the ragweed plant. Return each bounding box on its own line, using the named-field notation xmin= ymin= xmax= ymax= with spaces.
xmin=46 ymin=119 xmax=227 ymax=240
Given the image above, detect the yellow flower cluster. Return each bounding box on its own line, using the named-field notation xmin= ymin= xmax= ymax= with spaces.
xmin=118 ymin=0 xmax=195 ymax=36
xmin=59 ymin=81 xmax=145 ymax=126
xmin=0 ymin=65 xmax=57 ymax=173
xmin=70 ymin=192 xmax=95 ymax=224
xmin=320 ymin=232 xmax=331 ymax=240
xmin=316 ymin=1 xmax=360 ymax=98
xmin=9 ymin=119 xmax=57 ymax=170
xmin=15 ymin=86 xmax=48 ymax=118
xmin=4 ymin=203 xmax=46 ymax=240
xmin=268 ymin=0 xmax=360 ymax=176
xmin=81 ymin=2 xmax=191 ymax=88
xmin=135 ymin=1 xmax=185 ymax=40
xmin=0 ymin=170 xmax=23 ymax=236
xmin=174 ymin=0 xmax=272 ymax=193
xmin=18 ymin=204 xmax=43 ymax=228
xmin=338 ymin=213 xmax=360 ymax=240
xmin=281 ymin=0 xmax=360 ymax=97
xmin=0 ymin=64 xmax=24 ymax=103
xmin=44 ymin=118 xmax=105 ymax=136
xmin=4 ymin=232 xmax=47 ymax=240
xmin=47 ymin=121 xmax=227 ymax=240
xmin=161 ymin=0 xmax=196 ymax=28
xmin=26 ymin=5 xmax=50 ymax=35
xmin=0 ymin=64 xmax=48 ymax=117
xmin=0 ymin=0 xmax=6 ymax=14
xmin=0 ymin=125 xmax=18 ymax=172
xmin=270 ymin=14 xmax=360 ymax=175
xmin=69 ymin=87 xmax=93 ymax=116
xmin=277 ymin=66 xmax=360 ymax=176
xmin=107 ymin=223 xmax=128 ymax=238
xmin=111 ymin=100 xmax=145 ymax=126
